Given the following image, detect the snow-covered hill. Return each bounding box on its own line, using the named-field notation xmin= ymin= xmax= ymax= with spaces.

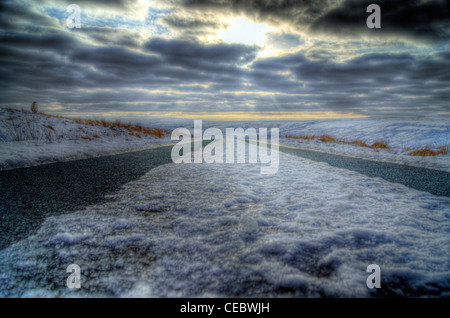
xmin=0 ymin=108 xmax=173 ymax=170
xmin=277 ymin=118 xmax=450 ymax=172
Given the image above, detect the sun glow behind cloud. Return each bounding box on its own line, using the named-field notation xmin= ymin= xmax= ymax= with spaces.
xmin=216 ymin=17 xmax=278 ymax=57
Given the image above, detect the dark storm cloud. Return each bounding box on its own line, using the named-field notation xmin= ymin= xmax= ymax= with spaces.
xmin=310 ymin=0 xmax=450 ymax=42
xmin=75 ymin=27 xmax=146 ymax=49
xmin=432 ymin=51 xmax=450 ymax=62
xmin=0 ymin=32 xmax=79 ymax=52
xmin=173 ymin=0 xmax=332 ymax=25
xmin=158 ymin=13 xmax=230 ymax=40
xmin=145 ymin=37 xmax=259 ymax=79
xmin=39 ymin=0 xmax=142 ymax=10
xmin=295 ymin=53 xmax=416 ymax=83
xmin=248 ymin=51 xmax=450 ymax=115
xmin=146 ymin=37 xmax=259 ymax=66
xmin=161 ymin=14 xmax=226 ymax=31
xmin=0 ymin=36 xmax=178 ymax=92
xmin=0 ymin=29 xmax=90 ymax=91
xmin=0 ymin=0 xmax=60 ymax=32
xmin=70 ymin=46 xmax=162 ymax=79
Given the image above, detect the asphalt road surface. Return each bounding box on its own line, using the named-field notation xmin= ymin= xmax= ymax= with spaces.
xmin=0 ymin=145 xmax=173 ymax=250
xmin=279 ymin=145 xmax=449 ymax=198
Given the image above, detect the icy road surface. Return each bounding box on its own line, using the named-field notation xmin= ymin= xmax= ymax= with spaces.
xmin=0 ymin=149 xmax=449 ymax=297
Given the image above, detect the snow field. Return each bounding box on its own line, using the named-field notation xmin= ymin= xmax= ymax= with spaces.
xmin=277 ymin=117 xmax=450 ymax=172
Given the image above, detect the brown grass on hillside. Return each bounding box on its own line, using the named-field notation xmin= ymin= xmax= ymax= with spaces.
xmin=285 ymin=135 xmax=316 ymax=140
xmin=285 ymin=134 xmax=390 ymax=150
xmin=438 ymin=146 xmax=449 ymax=155
xmin=408 ymin=145 xmax=448 ymax=156
xmin=370 ymin=141 xmax=389 ymax=149
xmin=102 ymin=121 xmax=170 ymax=138
xmin=10 ymin=109 xmax=172 ymax=138
xmin=319 ymin=135 xmax=336 ymax=143
xmin=409 ymin=149 xmax=438 ymax=156
xmin=349 ymin=139 xmax=369 ymax=148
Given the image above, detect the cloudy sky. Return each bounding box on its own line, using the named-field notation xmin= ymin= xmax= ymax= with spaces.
xmin=0 ymin=0 xmax=449 ymax=120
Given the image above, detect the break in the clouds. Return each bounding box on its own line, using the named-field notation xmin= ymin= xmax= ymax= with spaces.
xmin=0 ymin=0 xmax=449 ymax=119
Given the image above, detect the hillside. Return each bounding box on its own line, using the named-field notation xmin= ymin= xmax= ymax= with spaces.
xmin=0 ymin=108 xmax=172 ymax=170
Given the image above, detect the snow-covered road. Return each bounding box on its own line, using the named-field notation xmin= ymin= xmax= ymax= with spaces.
xmin=0 ymin=147 xmax=449 ymax=297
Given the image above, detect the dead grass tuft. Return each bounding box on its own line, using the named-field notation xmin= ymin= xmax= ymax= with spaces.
xmin=408 ymin=145 xmax=448 ymax=156
xmin=319 ymin=135 xmax=336 ymax=143
xmin=349 ymin=140 xmax=369 ymax=147
xmin=285 ymin=135 xmax=316 ymax=140
xmin=437 ymin=145 xmax=449 ymax=155
xmin=409 ymin=148 xmax=439 ymax=156
xmin=370 ymin=141 xmax=389 ymax=149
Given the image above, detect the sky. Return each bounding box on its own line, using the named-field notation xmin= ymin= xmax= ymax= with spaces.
xmin=0 ymin=0 xmax=449 ymax=120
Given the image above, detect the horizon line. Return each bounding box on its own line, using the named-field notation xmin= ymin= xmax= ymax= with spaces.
xmin=53 ymin=111 xmax=368 ymax=121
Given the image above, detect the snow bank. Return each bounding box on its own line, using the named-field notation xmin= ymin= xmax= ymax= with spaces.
xmin=0 ymin=109 xmax=172 ymax=170
xmin=1 ymin=145 xmax=448 ymax=297
xmin=280 ymin=117 xmax=449 ymax=149
xmin=277 ymin=117 xmax=450 ymax=172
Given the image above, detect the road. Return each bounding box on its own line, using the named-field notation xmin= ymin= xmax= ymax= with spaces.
xmin=278 ymin=145 xmax=450 ymax=197
xmin=0 ymin=142 xmax=448 ymax=250
xmin=0 ymin=145 xmax=173 ymax=250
